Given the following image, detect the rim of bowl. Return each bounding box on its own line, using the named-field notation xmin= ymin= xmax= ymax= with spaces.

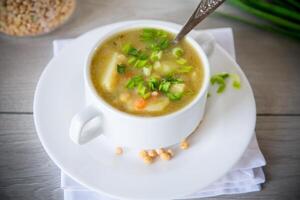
xmin=85 ymin=23 xmax=210 ymax=121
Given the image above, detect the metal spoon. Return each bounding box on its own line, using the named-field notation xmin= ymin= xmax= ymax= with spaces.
xmin=172 ymin=0 xmax=226 ymax=45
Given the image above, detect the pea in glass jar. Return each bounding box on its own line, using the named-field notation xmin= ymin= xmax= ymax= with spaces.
xmin=0 ymin=0 xmax=76 ymax=37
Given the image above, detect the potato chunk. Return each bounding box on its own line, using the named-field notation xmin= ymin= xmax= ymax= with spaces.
xmin=144 ymin=96 xmax=170 ymax=112
xmin=153 ymin=61 xmax=179 ymax=75
xmin=170 ymin=83 xmax=185 ymax=94
xmin=101 ymin=52 xmax=125 ymax=92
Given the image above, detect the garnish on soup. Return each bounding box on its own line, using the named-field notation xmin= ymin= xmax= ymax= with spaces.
xmin=90 ymin=28 xmax=204 ymax=116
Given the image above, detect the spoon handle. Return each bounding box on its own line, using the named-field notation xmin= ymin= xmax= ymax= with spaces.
xmin=173 ymin=0 xmax=226 ymax=44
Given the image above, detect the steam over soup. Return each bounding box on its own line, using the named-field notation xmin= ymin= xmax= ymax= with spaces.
xmin=90 ymin=28 xmax=204 ymax=116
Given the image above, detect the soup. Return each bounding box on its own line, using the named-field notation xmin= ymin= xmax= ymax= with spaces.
xmin=90 ymin=28 xmax=204 ymax=116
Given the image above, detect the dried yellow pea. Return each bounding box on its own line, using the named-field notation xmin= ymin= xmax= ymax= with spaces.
xmin=180 ymin=140 xmax=189 ymax=150
xmin=148 ymin=150 xmax=158 ymax=158
xmin=167 ymin=149 xmax=174 ymax=157
xmin=139 ymin=150 xmax=148 ymax=158
xmin=143 ymin=156 xmax=153 ymax=164
xmin=160 ymin=152 xmax=171 ymax=161
xmin=115 ymin=147 xmax=123 ymax=155
xmin=156 ymin=148 xmax=165 ymax=155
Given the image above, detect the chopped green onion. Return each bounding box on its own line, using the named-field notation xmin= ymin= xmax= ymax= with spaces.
xmin=128 ymin=56 xmax=136 ymax=65
xmin=210 ymin=75 xmax=225 ymax=85
xmin=176 ymin=66 xmax=193 ymax=73
xmin=217 ymin=84 xmax=226 ymax=94
xmin=176 ymin=58 xmax=187 ymax=65
xmin=210 ymin=73 xmax=228 ymax=94
xmin=207 ymin=92 xmax=211 ymax=98
xmin=117 ymin=64 xmax=126 ymax=74
xmin=134 ymin=59 xmax=148 ymax=68
xmin=231 ymin=73 xmax=241 ymax=89
xmin=137 ymin=83 xmax=151 ymax=99
xmin=140 ymin=29 xmax=167 ymax=42
xmin=148 ymin=76 xmax=160 ymax=91
xmin=172 ymin=47 xmax=184 ymax=58
xmin=210 ymin=72 xmax=241 ymax=94
xmin=150 ymin=50 xmax=162 ymax=62
xmin=164 ymin=76 xmax=184 ymax=84
xmin=126 ymin=75 xmax=144 ymax=89
xmin=122 ymin=43 xmax=132 ymax=54
xmin=143 ymin=92 xmax=151 ymax=99
xmin=158 ymin=76 xmax=184 ymax=94
xmin=156 ymin=76 xmax=186 ymax=99
xmin=128 ymin=48 xmax=139 ymax=57
xmin=138 ymin=52 xmax=148 ymax=60
xmin=159 ymin=81 xmax=171 ymax=93
xmin=218 ymin=72 xmax=230 ymax=79
xmin=122 ymin=43 xmax=140 ymax=57
xmin=140 ymin=28 xmax=170 ymax=51
xmin=167 ymin=92 xmax=183 ymax=101
xmin=122 ymin=44 xmax=149 ymax=63
xmin=157 ymin=39 xmax=170 ymax=50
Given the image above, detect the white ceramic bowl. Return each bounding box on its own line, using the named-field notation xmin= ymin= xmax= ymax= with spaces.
xmin=69 ymin=22 xmax=211 ymax=149
xmin=33 ymin=20 xmax=256 ymax=199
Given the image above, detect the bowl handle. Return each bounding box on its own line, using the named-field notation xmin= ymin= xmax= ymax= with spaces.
xmin=193 ymin=31 xmax=215 ymax=57
xmin=69 ymin=105 xmax=103 ymax=145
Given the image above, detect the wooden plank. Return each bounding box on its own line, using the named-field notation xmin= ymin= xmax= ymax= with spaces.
xmin=0 ymin=114 xmax=299 ymax=200
xmin=0 ymin=114 xmax=62 ymax=200
xmin=205 ymin=116 xmax=300 ymax=200
xmin=0 ymin=0 xmax=300 ymax=114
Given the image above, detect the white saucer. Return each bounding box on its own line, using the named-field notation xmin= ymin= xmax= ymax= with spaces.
xmin=33 ymin=20 xmax=256 ymax=200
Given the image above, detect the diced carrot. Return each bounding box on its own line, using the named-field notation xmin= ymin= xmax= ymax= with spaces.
xmin=134 ymin=98 xmax=147 ymax=109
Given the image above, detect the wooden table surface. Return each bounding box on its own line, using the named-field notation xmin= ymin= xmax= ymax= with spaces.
xmin=0 ymin=0 xmax=299 ymax=199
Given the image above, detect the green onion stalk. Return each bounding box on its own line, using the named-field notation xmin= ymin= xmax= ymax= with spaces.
xmin=215 ymin=0 xmax=300 ymax=40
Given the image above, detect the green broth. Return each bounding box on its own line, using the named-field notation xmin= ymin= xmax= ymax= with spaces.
xmin=90 ymin=28 xmax=204 ymax=116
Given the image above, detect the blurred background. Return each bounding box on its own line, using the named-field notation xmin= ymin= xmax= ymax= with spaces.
xmin=0 ymin=0 xmax=299 ymax=114
xmin=0 ymin=0 xmax=299 ymax=200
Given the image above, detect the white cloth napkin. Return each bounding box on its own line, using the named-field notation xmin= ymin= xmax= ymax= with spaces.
xmin=53 ymin=28 xmax=266 ymax=200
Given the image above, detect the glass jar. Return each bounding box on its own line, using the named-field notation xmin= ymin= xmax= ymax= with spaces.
xmin=0 ymin=0 xmax=76 ymax=37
